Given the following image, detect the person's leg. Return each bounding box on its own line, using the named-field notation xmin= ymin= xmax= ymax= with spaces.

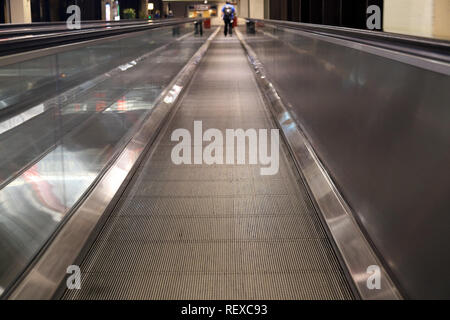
xmin=229 ymin=20 xmax=233 ymax=36
xmin=224 ymin=20 xmax=228 ymax=36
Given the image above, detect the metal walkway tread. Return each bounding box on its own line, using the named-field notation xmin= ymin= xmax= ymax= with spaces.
xmin=63 ymin=33 xmax=353 ymax=300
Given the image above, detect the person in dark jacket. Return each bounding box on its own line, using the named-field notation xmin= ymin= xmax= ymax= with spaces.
xmin=222 ymin=1 xmax=236 ymax=37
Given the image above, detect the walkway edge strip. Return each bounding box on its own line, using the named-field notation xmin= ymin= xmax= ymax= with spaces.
xmin=236 ymin=28 xmax=402 ymax=300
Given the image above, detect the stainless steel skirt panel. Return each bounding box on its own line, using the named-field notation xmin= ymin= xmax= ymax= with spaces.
xmin=243 ymin=25 xmax=450 ymax=299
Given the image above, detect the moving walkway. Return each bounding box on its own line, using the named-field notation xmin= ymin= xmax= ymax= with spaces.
xmin=0 ymin=18 xmax=448 ymax=300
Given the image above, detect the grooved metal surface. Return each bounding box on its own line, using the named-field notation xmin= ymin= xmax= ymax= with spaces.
xmin=64 ymin=34 xmax=353 ymax=300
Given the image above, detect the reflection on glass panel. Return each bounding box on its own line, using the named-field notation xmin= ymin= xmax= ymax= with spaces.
xmin=0 ymin=22 xmax=203 ymax=295
xmin=0 ymin=55 xmax=56 ymax=112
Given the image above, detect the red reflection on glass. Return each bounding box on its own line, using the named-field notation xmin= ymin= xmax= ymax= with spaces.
xmin=23 ymin=165 xmax=66 ymax=213
xmin=117 ymin=97 xmax=127 ymax=111
xmin=96 ymin=101 xmax=106 ymax=112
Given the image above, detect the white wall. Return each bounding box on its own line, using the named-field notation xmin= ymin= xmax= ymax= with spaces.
xmin=211 ymin=2 xmax=227 ymax=26
xmin=433 ymin=0 xmax=450 ymax=40
xmin=10 ymin=0 xmax=32 ymax=23
xmin=239 ymin=0 xmax=264 ymax=19
xmin=249 ymin=0 xmax=263 ymax=19
xmin=384 ymin=0 xmax=450 ymax=40
xmin=239 ymin=0 xmax=249 ymax=18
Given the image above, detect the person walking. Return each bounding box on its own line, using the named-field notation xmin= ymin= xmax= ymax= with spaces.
xmin=222 ymin=1 xmax=236 ymax=37
xmin=195 ymin=13 xmax=204 ymax=36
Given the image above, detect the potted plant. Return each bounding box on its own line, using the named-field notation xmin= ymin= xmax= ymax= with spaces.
xmin=123 ymin=8 xmax=136 ymax=19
